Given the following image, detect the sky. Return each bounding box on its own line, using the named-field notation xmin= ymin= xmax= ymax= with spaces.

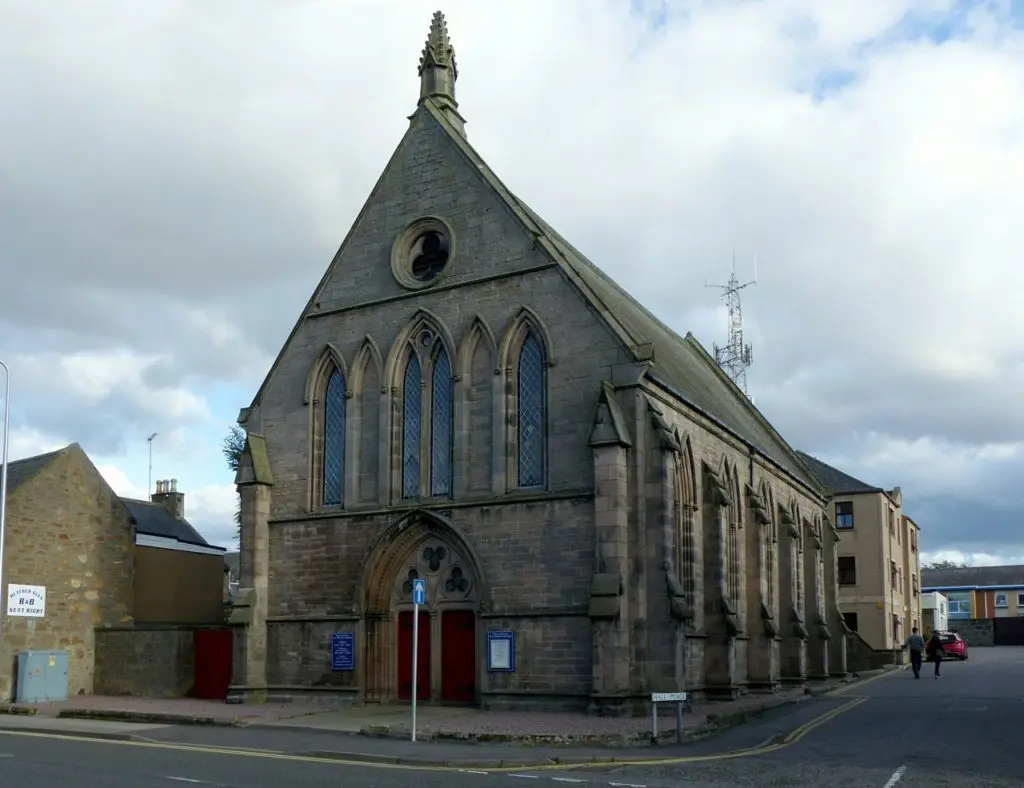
xmin=1 ymin=0 xmax=1021 ymax=564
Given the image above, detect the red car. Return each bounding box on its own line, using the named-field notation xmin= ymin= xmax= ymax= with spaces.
xmin=932 ymin=630 xmax=969 ymax=660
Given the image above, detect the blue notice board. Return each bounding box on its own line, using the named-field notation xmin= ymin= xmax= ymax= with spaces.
xmin=487 ymin=630 xmax=515 ymax=672
xmin=331 ymin=632 xmax=355 ymax=672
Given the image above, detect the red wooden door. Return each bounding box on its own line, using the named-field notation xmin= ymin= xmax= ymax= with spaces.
xmin=441 ymin=610 xmax=477 ymax=703
xmin=397 ymin=611 xmax=431 ymax=701
xmin=193 ymin=628 xmax=233 ymax=700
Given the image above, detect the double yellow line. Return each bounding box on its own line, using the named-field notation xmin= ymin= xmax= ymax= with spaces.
xmin=0 ymin=695 xmax=870 ymax=774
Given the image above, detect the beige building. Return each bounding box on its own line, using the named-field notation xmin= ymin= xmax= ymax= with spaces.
xmin=798 ymin=453 xmax=922 ymax=651
xmin=0 ymin=446 xmax=227 ymax=701
xmin=230 ymin=11 xmax=849 ymax=714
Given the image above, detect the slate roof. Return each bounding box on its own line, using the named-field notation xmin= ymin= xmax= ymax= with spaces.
xmin=120 ymin=498 xmax=220 ymax=550
xmin=4 ymin=447 xmax=66 ymax=494
xmin=922 ymin=565 xmax=1024 ymax=590
xmin=795 ymin=452 xmax=883 ymax=496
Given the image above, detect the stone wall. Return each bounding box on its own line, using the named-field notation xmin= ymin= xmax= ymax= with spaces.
xmin=845 ymin=630 xmax=906 ymax=673
xmin=94 ymin=626 xmax=195 ymax=697
xmin=1 ymin=446 xmax=134 ymax=701
xmin=950 ymin=618 xmax=994 ymax=647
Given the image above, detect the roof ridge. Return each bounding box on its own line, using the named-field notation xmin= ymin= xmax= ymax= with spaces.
xmin=421 ymin=99 xmax=820 ymax=492
xmin=796 ymin=451 xmax=879 ymax=493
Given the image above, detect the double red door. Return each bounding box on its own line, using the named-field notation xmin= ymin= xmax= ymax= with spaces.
xmin=396 ymin=609 xmax=477 ymax=703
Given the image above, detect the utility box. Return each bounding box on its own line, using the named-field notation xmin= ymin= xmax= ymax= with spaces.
xmin=15 ymin=650 xmax=69 ymax=703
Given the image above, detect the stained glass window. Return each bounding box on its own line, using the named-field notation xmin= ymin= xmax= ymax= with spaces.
xmin=322 ymin=367 xmax=346 ymax=506
xmin=402 ymin=354 xmax=422 ymax=498
xmin=430 ymin=346 xmax=453 ymax=497
xmin=517 ymin=332 xmax=545 ymax=488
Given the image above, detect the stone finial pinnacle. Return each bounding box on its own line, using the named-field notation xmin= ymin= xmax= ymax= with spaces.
xmin=417 ymin=10 xmax=466 ymax=136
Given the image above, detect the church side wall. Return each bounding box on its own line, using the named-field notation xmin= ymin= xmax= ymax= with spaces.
xmin=635 ymin=382 xmax=829 ymax=696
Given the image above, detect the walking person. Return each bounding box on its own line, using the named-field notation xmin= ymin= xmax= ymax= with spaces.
xmin=905 ymin=627 xmax=925 ymax=679
xmin=925 ymin=631 xmax=943 ymax=678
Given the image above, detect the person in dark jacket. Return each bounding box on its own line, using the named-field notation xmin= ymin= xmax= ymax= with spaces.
xmin=905 ymin=627 xmax=925 ymax=678
xmin=925 ymin=631 xmax=943 ymax=678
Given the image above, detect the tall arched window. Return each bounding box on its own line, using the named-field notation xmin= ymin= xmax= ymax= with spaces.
xmin=517 ymin=332 xmax=546 ymax=488
xmin=399 ymin=335 xmax=454 ymax=501
xmin=401 ymin=355 xmax=422 ymax=499
xmin=430 ymin=346 xmax=453 ymax=497
xmin=322 ymin=367 xmax=346 ymax=506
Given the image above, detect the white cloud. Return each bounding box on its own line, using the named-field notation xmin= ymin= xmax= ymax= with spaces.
xmin=921 ymin=550 xmax=1024 ymax=568
xmin=185 ymin=484 xmax=238 ymax=549
xmin=4 ymin=427 xmax=68 ymax=461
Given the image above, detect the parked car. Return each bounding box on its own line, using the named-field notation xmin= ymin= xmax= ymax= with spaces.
xmin=934 ymin=630 xmax=969 ymax=660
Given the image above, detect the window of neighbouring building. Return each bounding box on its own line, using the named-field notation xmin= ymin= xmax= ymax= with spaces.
xmin=838 ymin=556 xmax=857 ymax=586
xmin=995 ymin=593 xmax=1009 ymax=608
xmin=1017 ymin=592 xmax=1024 ymax=608
xmin=947 ymin=594 xmax=972 ymax=617
xmin=835 ymin=501 xmax=854 ymax=529
xmin=843 ymin=612 xmax=858 ymax=632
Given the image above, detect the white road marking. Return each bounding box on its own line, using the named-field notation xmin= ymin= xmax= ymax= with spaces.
xmin=461 ymin=770 xmax=489 ymax=775
xmin=551 ymin=780 xmax=585 ymax=784
xmin=609 ymin=783 xmax=647 ymax=787
xmin=507 ymin=775 xmax=540 ymax=779
xmin=883 ymin=765 xmax=908 ymax=787
xmin=163 ymin=779 xmax=206 ymax=785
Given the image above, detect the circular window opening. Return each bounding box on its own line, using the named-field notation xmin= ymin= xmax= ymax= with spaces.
xmin=391 ymin=217 xmax=456 ymax=291
xmin=411 ymin=231 xmax=450 ymax=282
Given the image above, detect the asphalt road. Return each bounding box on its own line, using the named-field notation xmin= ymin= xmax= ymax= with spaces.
xmin=1 ymin=647 xmax=1022 ymax=787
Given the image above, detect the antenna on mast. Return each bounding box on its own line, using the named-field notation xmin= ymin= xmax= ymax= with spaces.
xmin=705 ymin=252 xmax=757 ymax=398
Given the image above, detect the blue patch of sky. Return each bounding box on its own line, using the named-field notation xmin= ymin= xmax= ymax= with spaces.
xmin=629 ymin=0 xmax=670 ymax=30
xmin=801 ymin=0 xmax=1014 ymax=103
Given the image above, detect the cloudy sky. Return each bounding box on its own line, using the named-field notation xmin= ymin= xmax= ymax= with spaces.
xmin=1 ymin=0 xmax=1020 ymax=563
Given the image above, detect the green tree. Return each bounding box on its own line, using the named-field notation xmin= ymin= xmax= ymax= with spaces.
xmin=222 ymin=425 xmax=246 ymax=540
xmin=924 ymin=559 xmax=969 ymax=569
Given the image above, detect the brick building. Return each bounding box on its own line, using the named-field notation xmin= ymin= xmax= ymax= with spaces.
xmin=0 ymin=446 xmax=227 ymax=701
xmin=231 ymin=11 xmax=848 ymax=712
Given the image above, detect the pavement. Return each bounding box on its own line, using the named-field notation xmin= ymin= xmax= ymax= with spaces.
xmin=1 ymin=649 xmax=1021 ymax=785
xmin=0 ymin=677 xmax=860 ymax=746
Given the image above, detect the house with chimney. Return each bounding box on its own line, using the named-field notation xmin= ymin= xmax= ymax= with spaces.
xmin=0 ymin=444 xmax=226 ymax=701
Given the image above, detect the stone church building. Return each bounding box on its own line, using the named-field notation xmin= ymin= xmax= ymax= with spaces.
xmin=231 ymin=11 xmax=849 ymax=713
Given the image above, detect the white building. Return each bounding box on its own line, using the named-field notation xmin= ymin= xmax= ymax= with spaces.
xmin=921 ymin=592 xmax=948 ymax=634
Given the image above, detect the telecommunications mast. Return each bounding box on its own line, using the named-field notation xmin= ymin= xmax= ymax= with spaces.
xmin=705 ymin=253 xmax=757 ymax=398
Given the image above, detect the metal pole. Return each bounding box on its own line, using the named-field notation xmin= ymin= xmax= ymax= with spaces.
xmin=675 ymin=700 xmax=684 ymax=744
xmin=146 ymin=433 xmax=158 ymax=495
xmin=411 ymin=601 xmax=419 ymax=742
xmin=0 ymin=361 xmax=10 ymax=669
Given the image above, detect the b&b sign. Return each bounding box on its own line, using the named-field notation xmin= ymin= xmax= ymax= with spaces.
xmin=7 ymin=584 xmax=46 ymax=618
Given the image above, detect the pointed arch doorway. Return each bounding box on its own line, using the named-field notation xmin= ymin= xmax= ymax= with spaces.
xmin=362 ymin=513 xmax=483 ymax=705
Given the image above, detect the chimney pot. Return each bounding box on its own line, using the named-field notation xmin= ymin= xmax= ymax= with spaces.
xmin=170 ymin=478 xmax=178 ymax=492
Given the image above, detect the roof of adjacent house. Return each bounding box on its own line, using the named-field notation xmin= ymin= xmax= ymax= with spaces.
xmin=795 ymin=451 xmax=883 ymax=495
xmin=4 ymin=447 xmax=70 ymax=494
xmin=121 ymin=498 xmax=216 ymax=549
xmin=4 ymin=445 xmax=221 ymax=551
xmin=922 ymin=565 xmax=1024 ymax=590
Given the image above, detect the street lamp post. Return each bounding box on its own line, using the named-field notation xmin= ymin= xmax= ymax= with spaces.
xmin=0 ymin=361 xmax=10 ymax=662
